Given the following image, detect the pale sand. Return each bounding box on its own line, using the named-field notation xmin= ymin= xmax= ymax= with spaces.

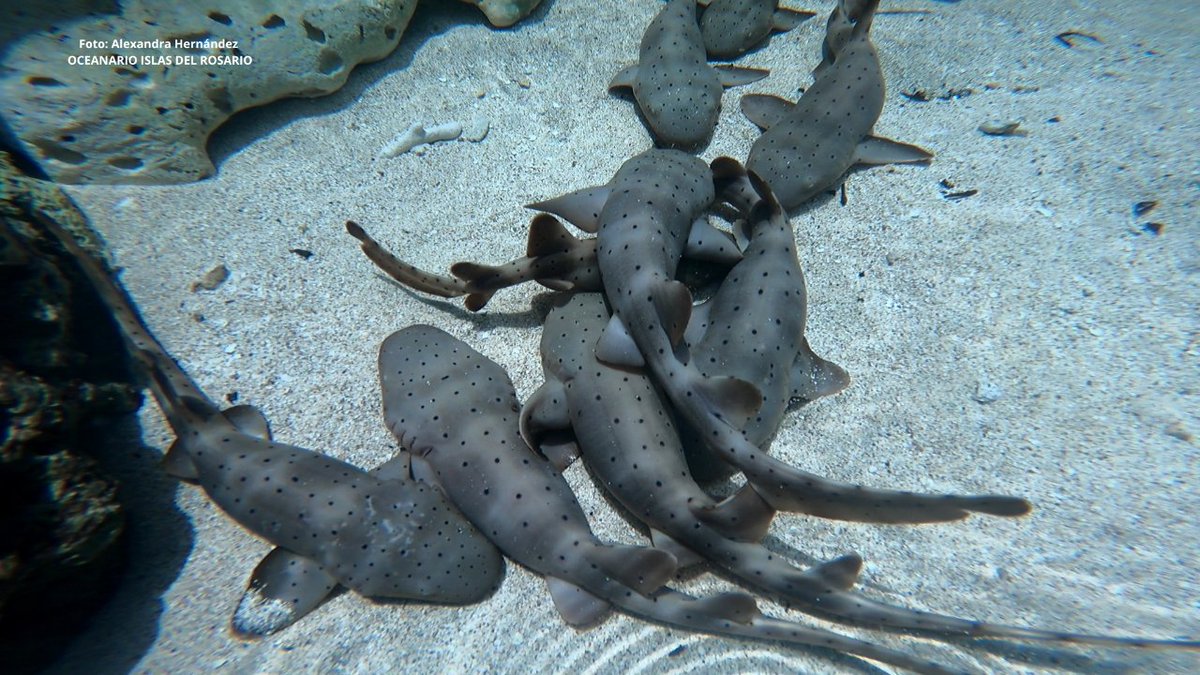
xmin=45 ymin=0 xmax=1198 ymax=673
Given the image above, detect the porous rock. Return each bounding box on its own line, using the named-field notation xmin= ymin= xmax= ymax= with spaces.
xmin=0 ymin=0 xmax=418 ymax=184
xmin=457 ymin=0 xmax=544 ymax=27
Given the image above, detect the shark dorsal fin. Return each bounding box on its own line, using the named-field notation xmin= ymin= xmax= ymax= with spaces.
xmin=691 ymin=484 xmax=776 ymax=543
xmin=525 ymin=214 xmax=580 ymax=257
xmin=590 ymin=544 xmax=677 ymax=595
xmin=546 ymin=576 xmax=611 ymax=628
xmin=652 ymin=279 xmax=693 ymax=349
xmin=222 ymin=404 xmax=272 ymax=440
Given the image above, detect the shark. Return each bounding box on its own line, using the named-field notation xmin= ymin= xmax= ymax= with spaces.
xmin=530 ymin=150 xmax=1025 ymax=524
xmin=610 ymin=0 xmax=768 ymax=149
xmin=522 ymin=293 xmax=1200 ymax=652
xmin=379 ymin=324 xmax=962 ymax=675
xmin=348 ymin=206 xmax=740 ymax=313
xmin=698 ymin=0 xmax=816 ymax=59
xmin=739 ymin=0 xmax=932 ymax=211
xmin=347 ymin=216 xmax=601 ymax=311
xmin=681 ymin=158 xmax=852 ymax=483
xmin=35 ymin=212 xmax=505 ymax=633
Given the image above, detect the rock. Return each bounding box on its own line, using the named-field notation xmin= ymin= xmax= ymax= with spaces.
xmin=458 ymin=0 xmax=544 ymax=27
xmin=0 ymin=0 xmax=418 ymax=184
xmin=0 ymin=152 xmax=136 ymax=672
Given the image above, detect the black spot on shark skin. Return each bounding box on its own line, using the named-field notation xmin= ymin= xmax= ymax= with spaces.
xmin=610 ymin=0 xmax=764 ymax=149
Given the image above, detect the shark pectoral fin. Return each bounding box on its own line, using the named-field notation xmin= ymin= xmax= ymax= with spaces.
xmin=789 ymin=339 xmax=852 ymax=404
xmin=162 ymin=439 xmax=198 ymax=481
xmin=546 ymin=576 xmax=612 ymax=628
xmin=608 ymin=64 xmax=638 ymax=91
xmin=772 ymin=7 xmax=816 ymax=32
xmin=370 ymin=453 xmax=413 ymax=482
xmin=691 ymin=484 xmax=776 ymax=543
xmin=232 ymin=547 xmax=339 ymax=638
xmin=810 ymin=553 xmax=864 ymax=591
xmin=222 ymin=404 xmax=272 ymax=440
xmin=853 ymin=135 xmax=934 ymax=166
xmin=740 ymin=94 xmax=794 ymax=131
xmin=596 ymin=314 xmax=645 ymax=368
xmin=526 ymin=214 xmax=581 ymax=257
xmin=649 ymin=529 xmax=705 ymax=569
xmin=591 ymin=544 xmax=678 ymax=595
xmin=715 ymin=65 xmax=769 ymax=88
xmin=527 ymin=186 xmax=611 ymax=233
xmin=652 ymin=280 xmax=693 ymax=348
xmin=693 ymin=374 xmax=763 ymax=427
xmin=685 ymin=218 xmax=742 ymax=266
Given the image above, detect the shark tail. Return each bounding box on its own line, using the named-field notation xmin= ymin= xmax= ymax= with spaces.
xmin=346 ymin=221 xmax=468 ymax=299
xmin=616 ymin=587 xmax=960 ymax=675
xmin=33 ymin=211 xmax=222 ymax=432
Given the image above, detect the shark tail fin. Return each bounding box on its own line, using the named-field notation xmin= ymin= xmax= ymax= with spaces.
xmin=690 ymin=484 xmax=776 ymax=543
xmin=590 ymin=544 xmax=678 ymax=595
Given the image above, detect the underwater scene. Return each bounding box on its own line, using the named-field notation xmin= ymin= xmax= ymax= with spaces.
xmin=1 ymin=0 xmax=1197 ymax=673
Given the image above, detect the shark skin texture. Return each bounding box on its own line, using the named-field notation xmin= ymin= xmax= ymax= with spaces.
xmin=524 ymin=292 xmax=1200 ymax=653
xmin=35 ymin=212 xmax=505 ymax=637
xmin=682 ymin=159 xmax=851 ymax=483
xmin=738 ymin=0 xmax=933 ymax=212
xmin=609 ymin=0 xmax=768 ymax=150
xmin=378 ymin=324 xmax=965 ymax=675
xmin=698 ymin=0 xmax=816 ymax=59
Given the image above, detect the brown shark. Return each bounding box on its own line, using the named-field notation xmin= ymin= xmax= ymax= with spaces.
xmin=379 ymin=324 xmax=962 ymax=675
xmin=523 ymin=293 xmax=1200 ymax=652
xmin=740 ymin=0 xmax=932 ymax=211
xmin=36 ymin=212 xmax=505 ymax=633
xmin=683 ymin=158 xmax=851 ymax=483
xmin=610 ymin=0 xmax=768 ymax=149
xmin=347 ymin=216 xmax=601 ymax=311
xmin=699 ymin=0 xmax=815 ymax=59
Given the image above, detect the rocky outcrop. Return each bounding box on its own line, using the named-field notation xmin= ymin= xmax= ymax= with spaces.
xmin=0 ymin=0 xmax=419 ymax=184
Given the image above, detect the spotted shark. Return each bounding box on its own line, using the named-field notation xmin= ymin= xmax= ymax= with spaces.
xmin=347 ymin=216 xmax=600 ymax=311
xmin=520 ymin=292 xmax=1200 ymax=655
xmin=529 ymin=150 xmax=1025 ymax=524
xmin=379 ymin=325 xmax=962 ymax=675
xmin=610 ymin=0 xmax=768 ymax=149
xmin=682 ymin=158 xmax=852 ymax=483
xmin=36 ymin=212 xmax=505 ymax=634
xmin=348 ymin=207 xmax=740 ymax=313
xmin=698 ymin=0 xmax=815 ymax=59
xmin=740 ymin=0 xmax=932 ymax=211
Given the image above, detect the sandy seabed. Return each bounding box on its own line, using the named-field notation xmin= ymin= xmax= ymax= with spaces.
xmin=36 ymin=0 xmax=1199 ymax=673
